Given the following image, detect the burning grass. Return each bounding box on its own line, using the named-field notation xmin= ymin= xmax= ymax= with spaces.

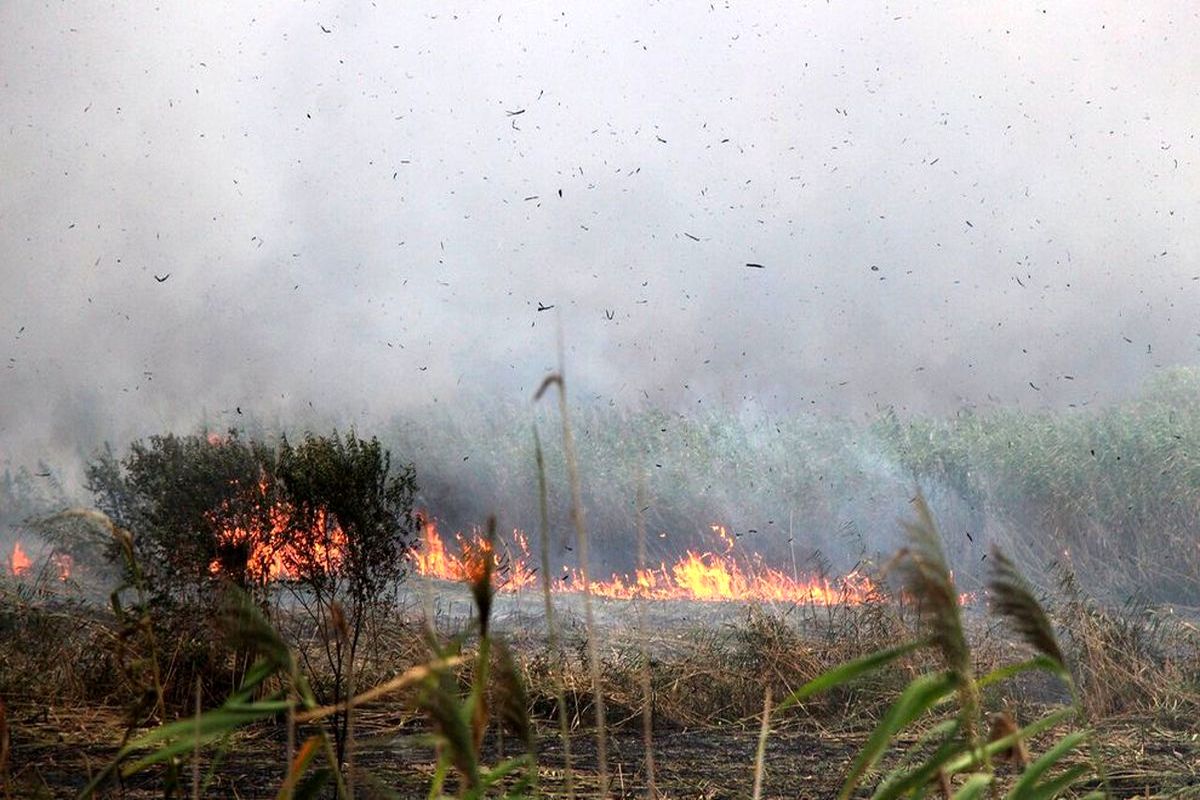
xmin=4 ymin=528 xmax=1198 ymax=797
xmin=5 ymin=371 xmax=1200 ymax=796
xmin=3 ymin=535 xmax=1198 ymax=799
xmin=410 ymin=518 xmax=886 ymax=606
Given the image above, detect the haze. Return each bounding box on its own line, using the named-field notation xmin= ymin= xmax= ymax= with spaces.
xmin=2 ymin=1 xmax=1198 ymax=471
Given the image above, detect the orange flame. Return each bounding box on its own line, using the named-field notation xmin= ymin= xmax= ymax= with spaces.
xmin=410 ymin=522 xmax=539 ymax=591
xmin=409 ymin=521 xmax=885 ymax=605
xmin=10 ymin=541 xmax=31 ymax=576
xmin=6 ymin=542 xmax=71 ymax=582
xmin=207 ymin=480 xmax=348 ymax=582
xmin=52 ymin=552 xmax=73 ymax=581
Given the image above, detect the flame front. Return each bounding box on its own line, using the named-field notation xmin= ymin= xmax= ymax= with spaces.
xmin=410 ymin=521 xmax=883 ymax=605
xmin=411 ymin=522 xmax=539 ymax=591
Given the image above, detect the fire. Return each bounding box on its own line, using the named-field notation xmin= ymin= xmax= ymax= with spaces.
xmin=410 ymin=522 xmax=539 ymax=591
xmin=52 ymin=552 xmax=73 ymax=581
xmin=10 ymin=541 xmax=31 ymax=576
xmin=410 ymin=521 xmax=884 ymax=605
xmin=208 ymin=480 xmax=348 ymax=582
xmin=7 ymin=541 xmax=71 ymax=581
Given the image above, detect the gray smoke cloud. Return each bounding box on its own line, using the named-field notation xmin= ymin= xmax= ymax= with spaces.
xmin=2 ymin=1 xmax=1198 ymax=473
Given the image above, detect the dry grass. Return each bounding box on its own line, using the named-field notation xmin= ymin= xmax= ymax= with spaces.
xmin=2 ymin=577 xmax=1200 ymax=798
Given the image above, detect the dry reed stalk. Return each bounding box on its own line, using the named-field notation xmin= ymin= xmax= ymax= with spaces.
xmin=751 ymin=687 xmax=771 ymax=800
xmin=294 ymin=657 xmax=465 ymax=723
xmin=536 ymin=361 xmax=609 ymax=798
xmin=899 ymin=494 xmax=980 ymax=752
xmin=345 ymin=650 xmax=355 ymax=800
xmin=635 ymin=476 xmax=657 ymax=798
xmin=0 ymin=698 xmax=9 ymax=798
xmin=534 ymin=425 xmax=574 ymax=799
xmin=191 ymin=677 xmax=201 ymax=800
xmin=286 ymin=674 xmax=296 ymax=785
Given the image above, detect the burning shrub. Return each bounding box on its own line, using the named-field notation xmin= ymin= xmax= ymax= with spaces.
xmin=86 ymin=433 xmax=283 ymax=604
xmin=276 ymin=430 xmax=418 ymax=602
xmin=275 ymin=430 xmax=419 ymax=764
xmin=82 ymin=429 xmax=419 ymax=733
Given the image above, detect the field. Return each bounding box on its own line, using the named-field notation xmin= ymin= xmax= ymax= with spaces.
xmin=3 ymin=370 xmax=1200 ymax=798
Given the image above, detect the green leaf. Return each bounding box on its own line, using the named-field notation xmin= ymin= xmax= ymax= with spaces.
xmin=1005 ymin=731 xmax=1089 ymax=800
xmin=277 ymin=735 xmax=326 ymax=800
xmin=941 ymin=707 xmax=1074 ymax=776
xmin=1025 ymin=764 xmax=1090 ymax=800
xmin=952 ymin=773 xmax=994 ymax=800
xmin=872 ymin=728 xmax=965 ymax=800
xmin=480 ymin=754 xmax=533 ymax=787
xmin=119 ymin=701 xmax=288 ymax=774
xmin=838 ymin=671 xmax=959 ymax=800
xmin=978 ymin=655 xmax=1068 ymax=689
xmin=775 ymin=639 xmax=927 ymax=714
xmin=294 ymin=768 xmax=334 ymax=800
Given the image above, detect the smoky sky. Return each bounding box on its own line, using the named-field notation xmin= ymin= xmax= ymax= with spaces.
xmin=2 ymin=2 xmax=1199 ymax=468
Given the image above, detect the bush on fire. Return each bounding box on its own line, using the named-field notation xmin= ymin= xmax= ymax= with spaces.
xmin=85 ymin=429 xmax=419 ymax=724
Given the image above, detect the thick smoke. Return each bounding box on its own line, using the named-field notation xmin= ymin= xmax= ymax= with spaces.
xmin=2 ymin=2 xmax=1197 ymax=489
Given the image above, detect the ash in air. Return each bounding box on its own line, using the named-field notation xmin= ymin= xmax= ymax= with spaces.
xmin=1 ymin=4 xmax=1198 ymax=601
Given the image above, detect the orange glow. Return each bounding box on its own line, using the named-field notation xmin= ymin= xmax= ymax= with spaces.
xmin=10 ymin=541 xmax=32 ymax=576
xmin=410 ymin=521 xmax=538 ymax=591
xmin=52 ymin=552 xmax=73 ymax=581
xmin=410 ymin=521 xmax=885 ymax=605
xmin=7 ymin=542 xmax=73 ymax=581
xmin=207 ymin=480 xmax=348 ymax=582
